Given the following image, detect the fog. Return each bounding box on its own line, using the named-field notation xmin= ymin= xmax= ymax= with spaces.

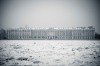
xmin=0 ymin=0 xmax=100 ymax=33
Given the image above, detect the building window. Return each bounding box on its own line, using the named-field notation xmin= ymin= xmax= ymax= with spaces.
xmin=34 ymin=36 xmax=36 ymax=38
xmin=55 ymin=36 xmax=57 ymax=38
xmin=38 ymin=36 xmax=41 ymax=38
xmin=42 ymin=36 xmax=45 ymax=39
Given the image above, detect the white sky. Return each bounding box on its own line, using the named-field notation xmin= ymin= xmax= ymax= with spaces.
xmin=0 ymin=0 xmax=100 ymax=33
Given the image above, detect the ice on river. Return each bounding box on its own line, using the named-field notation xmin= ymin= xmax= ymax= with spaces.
xmin=0 ymin=40 xmax=100 ymax=66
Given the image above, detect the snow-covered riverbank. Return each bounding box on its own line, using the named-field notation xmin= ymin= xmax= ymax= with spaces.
xmin=0 ymin=40 xmax=100 ymax=66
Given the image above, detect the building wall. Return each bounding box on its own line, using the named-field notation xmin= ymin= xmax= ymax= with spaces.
xmin=0 ymin=29 xmax=5 ymax=39
xmin=0 ymin=27 xmax=95 ymax=40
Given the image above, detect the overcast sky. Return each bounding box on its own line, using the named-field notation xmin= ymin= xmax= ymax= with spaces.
xmin=0 ymin=0 xmax=100 ymax=33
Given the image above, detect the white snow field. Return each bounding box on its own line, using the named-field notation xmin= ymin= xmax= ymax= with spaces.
xmin=0 ymin=40 xmax=100 ymax=66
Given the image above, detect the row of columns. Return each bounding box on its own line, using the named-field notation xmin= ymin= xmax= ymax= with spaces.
xmin=0 ymin=29 xmax=95 ymax=40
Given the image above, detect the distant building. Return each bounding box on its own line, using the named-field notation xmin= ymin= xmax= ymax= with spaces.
xmin=0 ymin=29 xmax=6 ymax=39
xmin=0 ymin=26 xmax=95 ymax=40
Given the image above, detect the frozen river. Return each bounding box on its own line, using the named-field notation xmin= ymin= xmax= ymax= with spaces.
xmin=0 ymin=40 xmax=100 ymax=66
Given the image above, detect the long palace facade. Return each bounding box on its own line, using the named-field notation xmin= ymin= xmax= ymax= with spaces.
xmin=0 ymin=26 xmax=95 ymax=40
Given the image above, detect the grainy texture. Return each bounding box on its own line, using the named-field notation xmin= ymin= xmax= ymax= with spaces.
xmin=0 ymin=40 xmax=100 ymax=66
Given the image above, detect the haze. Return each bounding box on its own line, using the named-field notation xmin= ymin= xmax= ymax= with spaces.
xmin=0 ymin=0 xmax=100 ymax=33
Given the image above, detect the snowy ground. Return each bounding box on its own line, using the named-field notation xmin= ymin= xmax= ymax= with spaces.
xmin=0 ymin=40 xmax=100 ymax=66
